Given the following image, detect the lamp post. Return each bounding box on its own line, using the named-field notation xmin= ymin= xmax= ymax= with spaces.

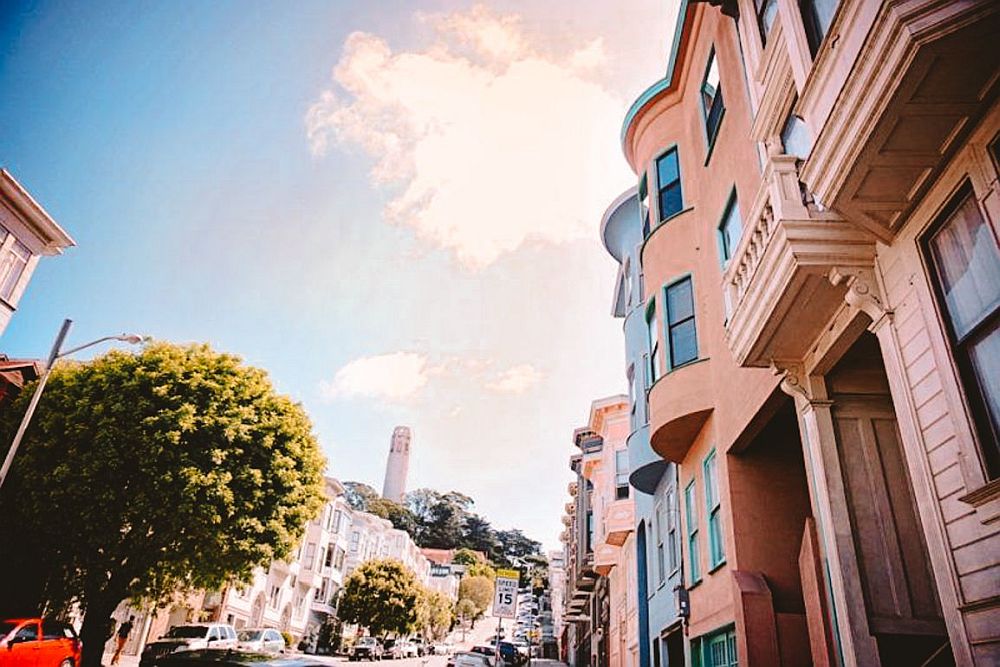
xmin=0 ymin=318 xmax=144 ymax=490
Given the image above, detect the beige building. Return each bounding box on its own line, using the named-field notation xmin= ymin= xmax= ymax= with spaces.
xmin=0 ymin=169 xmax=75 ymax=337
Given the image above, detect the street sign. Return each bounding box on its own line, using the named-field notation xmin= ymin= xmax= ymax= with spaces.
xmin=493 ymin=568 xmax=520 ymax=618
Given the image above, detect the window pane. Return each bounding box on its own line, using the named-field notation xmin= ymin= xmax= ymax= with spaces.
xmin=968 ymin=324 xmax=1000 ymax=441
xmin=666 ymin=279 xmax=694 ymax=325
xmin=659 ymin=182 xmax=683 ymax=221
xmin=757 ymin=0 xmax=779 ymax=43
xmin=930 ymin=194 xmax=1000 ymax=339
xmin=702 ymin=53 xmax=720 ymax=114
xmin=704 ymin=455 xmax=717 ymax=508
xmin=670 ymin=319 xmax=698 ymax=367
xmin=657 ymin=151 xmax=679 ymax=187
xmin=720 ymin=200 xmax=743 ymax=262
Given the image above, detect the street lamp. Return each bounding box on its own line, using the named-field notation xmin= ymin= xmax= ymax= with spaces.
xmin=0 ymin=318 xmax=145 ymax=490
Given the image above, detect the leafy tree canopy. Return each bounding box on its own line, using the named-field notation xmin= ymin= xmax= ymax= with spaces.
xmin=458 ymin=575 xmax=494 ymax=619
xmin=342 ymin=481 xmax=380 ymax=511
xmin=0 ymin=342 xmax=326 ymax=667
xmin=338 ymin=559 xmax=422 ymax=637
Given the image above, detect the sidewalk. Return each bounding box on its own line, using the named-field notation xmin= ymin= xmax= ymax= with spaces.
xmin=101 ymin=652 xmax=140 ymax=667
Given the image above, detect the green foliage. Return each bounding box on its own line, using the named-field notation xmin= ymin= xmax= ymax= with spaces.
xmin=458 ymin=575 xmax=494 ymax=619
xmin=342 ymin=481 xmax=380 ymax=512
xmin=338 ymin=559 xmax=422 ymax=637
xmin=455 ymin=598 xmax=478 ymax=620
xmin=452 ymin=548 xmax=482 ymax=566
xmin=467 ymin=562 xmax=496 ymax=580
xmin=367 ymin=497 xmax=418 ymax=535
xmin=0 ymin=342 xmax=326 ymax=667
xmin=280 ymin=631 xmax=294 ymax=648
xmin=421 ymin=590 xmax=454 ymax=641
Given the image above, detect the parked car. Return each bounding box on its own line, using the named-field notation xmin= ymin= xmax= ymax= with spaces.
xmin=388 ymin=640 xmax=416 ymax=659
xmin=411 ymin=639 xmax=428 ymax=657
xmin=431 ymin=643 xmax=453 ymax=655
xmin=0 ymin=618 xmax=81 ymax=667
xmin=449 ymin=652 xmax=493 ymax=667
xmin=349 ymin=637 xmax=383 ymax=661
xmin=140 ymin=624 xmax=237 ymax=667
xmin=150 ymin=649 xmax=324 ymax=667
xmin=236 ymin=629 xmax=285 ymax=653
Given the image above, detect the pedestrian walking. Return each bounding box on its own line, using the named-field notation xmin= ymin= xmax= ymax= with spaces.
xmin=110 ymin=616 xmax=134 ymax=665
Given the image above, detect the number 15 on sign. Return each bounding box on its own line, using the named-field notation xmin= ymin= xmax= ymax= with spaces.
xmin=493 ymin=569 xmax=519 ymax=619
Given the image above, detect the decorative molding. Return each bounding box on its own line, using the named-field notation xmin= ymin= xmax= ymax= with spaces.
xmin=829 ymin=267 xmax=894 ymax=330
xmin=770 ymin=361 xmax=809 ymax=400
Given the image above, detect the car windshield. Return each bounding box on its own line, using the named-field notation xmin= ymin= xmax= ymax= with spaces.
xmin=238 ymin=631 xmax=262 ymax=641
xmin=165 ymin=626 xmax=208 ymax=639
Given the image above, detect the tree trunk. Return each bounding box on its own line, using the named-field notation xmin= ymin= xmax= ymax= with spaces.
xmin=80 ymin=601 xmax=118 ymax=667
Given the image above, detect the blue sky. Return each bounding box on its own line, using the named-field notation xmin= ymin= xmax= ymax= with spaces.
xmin=1 ymin=0 xmax=675 ymax=548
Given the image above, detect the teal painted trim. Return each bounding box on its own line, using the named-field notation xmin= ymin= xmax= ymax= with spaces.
xmin=645 ymin=297 xmax=660 ymax=386
xmin=703 ymin=448 xmax=725 ymax=569
xmin=661 ymin=273 xmax=698 ymax=371
xmin=620 ymin=0 xmax=694 ymax=150
xmin=684 ymin=479 xmax=701 ymax=585
xmin=715 ymin=186 xmax=739 ymax=270
xmin=703 ymin=107 xmax=727 ymax=165
xmin=698 ymin=46 xmax=726 ymax=164
xmin=639 ymin=206 xmax=694 ymax=268
xmin=653 ymin=143 xmax=683 ymax=224
xmin=664 ymin=355 xmax=709 ymax=376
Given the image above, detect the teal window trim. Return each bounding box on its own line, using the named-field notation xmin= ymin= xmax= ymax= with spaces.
xmin=654 ymin=144 xmax=683 ymax=224
xmin=638 ymin=173 xmax=651 ymax=239
xmin=715 ymin=187 xmax=742 ymax=270
xmin=684 ymin=480 xmax=701 ymax=585
xmin=662 ymin=274 xmax=699 ymax=370
xmin=704 ymin=449 xmax=726 ymax=570
xmin=645 ymin=298 xmax=661 ymax=385
xmin=700 ymin=46 xmax=726 ymax=164
xmin=691 ymin=625 xmax=737 ymax=667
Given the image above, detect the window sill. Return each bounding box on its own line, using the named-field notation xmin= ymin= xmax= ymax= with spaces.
xmin=686 ymin=579 xmax=702 ymax=591
xmin=666 ymin=356 xmax=710 ymax=375
xmin=708 ymin=559 xmax=727 ymax=575
xmin=959 ymin=478 xmax=1000 ymax=525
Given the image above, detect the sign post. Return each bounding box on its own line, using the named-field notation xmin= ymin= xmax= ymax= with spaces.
xmin=492 ymin=569 xmax=520 ymax=666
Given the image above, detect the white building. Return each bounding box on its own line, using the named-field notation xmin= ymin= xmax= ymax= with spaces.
xmin=0 ymin=169 xmax=75 ymax=337
xmin=547 ymin=550 xmax=566 ymax=639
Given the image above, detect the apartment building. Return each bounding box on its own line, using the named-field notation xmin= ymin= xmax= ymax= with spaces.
xmin=610 ymin=0 xmax=1000 ymax=664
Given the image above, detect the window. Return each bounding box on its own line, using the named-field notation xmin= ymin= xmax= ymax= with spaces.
xmin=704 ymin=451 xmax=725 ymax=569
xmin=646 ymin=300 xmax=662 ymax=383
xmin=665 ymin=278 xmax=698 ymax=368
xmin=781 ymin=105 xmax=812 ymax=159
xmin=586 ymin=511 xmax=594 ymax=553
xmin=43 ymin=622 xmax=68 ymax=641
xmin=685 ymin=481 xmax=701 ymax=585
xmin=800 ymin=0 xmax=839 ymax=56
xmin=324 ymin=545 xmax=334 ymax=569
xmin=639 ymin=174 xmax=651 ymax=238
xmin=926 ymin=185 xmax=1000 ymax=477
xmin=701 ymin=49 xmax=725 ymax=153
xmin=0 ymin=228 xmax=30 ymax=303
xmin=656 ymin=149 xmax=683 ymax=222
xmin=304 ymin=542 xmax=316 ymax=569
xmin=692 ymin=627 xmax=738 ymax=667
xmin=755 ymin=0 xmax=779 ymax=45
xmin=269 ymin=585 xmax=280 ymax=608
xmin=615 ymin=450 xmax=630 ymax=500
xmin=653 ymin=501 xmax=666 ymax=585
xmin=332 ymin=509 xmax=343 ymax=534
xmin=350 ymin=531 xmax=360 ymax=552
xmin=334 ymin=546 xmax=346 ymax=570
xmin=718 ymin=194 xmax=743 ymax=266
xmin=627 ymin=364 xmax=637 ymax=415
xmin=665 ymin=489 xmax=678 ymax=573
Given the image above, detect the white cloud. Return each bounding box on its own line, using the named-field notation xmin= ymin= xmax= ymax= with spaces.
xmin=320 ymin=352 xmax=430 ymax=401
xmin=305 ymin=4 xmax=631 ymax=268
xmin=486 ymin=364 xmax=543 ymax=394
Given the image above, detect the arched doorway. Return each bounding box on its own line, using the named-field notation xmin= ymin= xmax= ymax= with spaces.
xmin=251 ymin=594 xmax=266 ymax=627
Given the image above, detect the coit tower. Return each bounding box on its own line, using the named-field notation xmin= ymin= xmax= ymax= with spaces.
xmin=382 ymin=426 xmax=411 ymax=503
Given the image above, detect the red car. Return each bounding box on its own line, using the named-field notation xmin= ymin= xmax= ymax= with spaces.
xmin=0 ymin=618 xmax=81 ymax=667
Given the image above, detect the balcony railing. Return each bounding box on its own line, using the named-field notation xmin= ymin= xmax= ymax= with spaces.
xmin=723 ymin=155 xmax=875 ymax=367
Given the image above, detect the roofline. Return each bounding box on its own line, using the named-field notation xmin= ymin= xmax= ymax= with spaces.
xmin=0 ymin=169 xmax=76 ymax=253
xmin=619 ymin=0 xmax=695 ymax=168
xmin=599 ymin=186 xmax=639 ymax=261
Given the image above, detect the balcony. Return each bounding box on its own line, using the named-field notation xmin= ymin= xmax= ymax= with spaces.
xmin=723 ymin=156 xmax=876 ymax=368
xmin=593 ymin=544 xmax=618 ymax=576
xmin=649 ymin=357 xmax=714 ymax=463
xmin=602 ymin=498 xmax=635 ymax=547
xmin=627 ymin=423 xmax=667 ymax=495
xmin=311 ymin=599 xmax=337 ymax=616
xmin=800 ymin=1 xmax=1000 ymax=241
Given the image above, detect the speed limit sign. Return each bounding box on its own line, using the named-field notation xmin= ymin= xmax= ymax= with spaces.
xmin=493 ymin=569 xmax=520 ymax=618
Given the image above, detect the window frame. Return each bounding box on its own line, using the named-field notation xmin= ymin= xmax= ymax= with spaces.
xmin=645 ymin=299 xmax=662 ymax=384
xmin=665 ymin=488 xmax=679 ymax=575
xmin=699 ymin=47 xmax=726 ymax=162
xmin=755 ymin=0 xmax=779 ymax=47
xmin=653 ymin=500 xmax=666 ymax=586
xmin=615 ymin=449 xmax=630 ymax=500
xmin=684 ymin=480 xmax=701 ymax=585
xmin=654 ymin=146 xmax=684 ymax=224
xmin=704 ymin=450 xmax=726 ymax=570
xmin=922 ymin=181 xmax=1000 ymax=478
xmin=716 ymin=188 xmax=743 ymax=268
xmin=663 ymin=275 xmax=699 ymax=370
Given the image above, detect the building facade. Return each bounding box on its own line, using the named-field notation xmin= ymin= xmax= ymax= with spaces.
xmin=0 ymin=169 xmax=75 ymax=337
xmin=602 ymin=187 xmax=686 ymax=667
xmin=610 ymin=0 xmax=1000 ymax=664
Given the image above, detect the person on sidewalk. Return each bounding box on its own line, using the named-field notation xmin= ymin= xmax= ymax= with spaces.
xmin=110 ymin=617 xmax=134 ymax=665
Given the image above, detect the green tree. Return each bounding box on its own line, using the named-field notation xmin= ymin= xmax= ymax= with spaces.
xmin=452 ymin=548 xmax=482 ymax=567
xmin=456 ymin=598 xmax=479 ymax=629
xmin=338 ymin=559 xmax=422 ymax=637
xmin=495 ymin=528 xmax=543 ymax=565
xmin=462 ymin=514 xmax=500 ymax=556
xmin=458 ymin=575 xmax=494 ymax=620
xmin=422 ymin=590 xmax=454 ymax=640
xmin=368 ymin=497 xmax=418 ymax=536
xmin=0 ymin=343 xmax=326 ymax=667
xmin=343 ymin=481 xmax=380 ymax=511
